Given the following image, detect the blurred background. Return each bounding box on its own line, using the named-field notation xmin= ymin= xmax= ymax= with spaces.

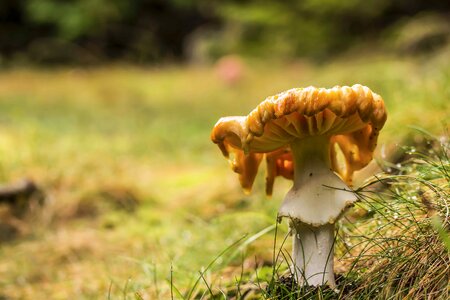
xmin=0 ymin=0 xmax=449 ymax=299
xmin=1 ymin=0 xmax=450 ymax=65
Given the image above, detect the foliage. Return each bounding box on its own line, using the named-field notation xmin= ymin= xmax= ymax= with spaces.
xmin=26 ymin=0 xmax=130 ymax=40
xmin=0 ymin=0 xmax=449 ymax=64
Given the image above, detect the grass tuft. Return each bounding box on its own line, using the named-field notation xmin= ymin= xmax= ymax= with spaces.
xmin=341 ymin=132 xmax=449 ymax=299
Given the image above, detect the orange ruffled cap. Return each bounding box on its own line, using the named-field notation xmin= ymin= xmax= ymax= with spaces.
xmin=211 ymin=84 xmax=387 ymax=195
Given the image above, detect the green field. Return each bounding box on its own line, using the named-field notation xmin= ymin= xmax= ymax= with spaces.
xmin=0 ymin=50 xmax=449 ymax=299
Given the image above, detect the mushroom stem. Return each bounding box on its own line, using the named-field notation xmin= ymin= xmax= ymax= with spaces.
xmin=291 ymin=220 xmax=335 ymax=288
xmin=279 ymin=135 xmax=356 ymax=287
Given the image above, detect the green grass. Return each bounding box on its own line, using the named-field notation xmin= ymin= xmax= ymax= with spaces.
xmin=339 ymin=135 xmax=450 ymax=299
xmin=0 ymin=48 xmax=449 ymax=299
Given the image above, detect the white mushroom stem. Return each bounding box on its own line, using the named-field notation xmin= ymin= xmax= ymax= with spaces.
xmin=291 ymin=221 xmax=335 ymax=287
xmin=278 ymin=136 xmax=357 ymax=288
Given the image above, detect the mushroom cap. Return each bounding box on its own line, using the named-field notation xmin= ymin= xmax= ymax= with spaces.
xmin=211 ymin=84 xmax=387 ymax=194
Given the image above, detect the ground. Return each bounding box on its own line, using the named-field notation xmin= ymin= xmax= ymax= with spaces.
xmin=0 ymin=49 xmax=449 ymax=299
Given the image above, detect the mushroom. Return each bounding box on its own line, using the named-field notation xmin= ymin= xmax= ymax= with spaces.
xmin=211 ymin=85 xmax=387 ymax=288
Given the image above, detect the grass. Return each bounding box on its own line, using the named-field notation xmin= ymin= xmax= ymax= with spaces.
xmin=339 ymin=134 xmax=450 ymax=299
xmin=0 ymin=48 xmax=449 ymax=299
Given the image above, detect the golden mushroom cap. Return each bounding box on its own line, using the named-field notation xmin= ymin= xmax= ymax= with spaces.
xmin=211 ymin=84 xmax=387 ymax=194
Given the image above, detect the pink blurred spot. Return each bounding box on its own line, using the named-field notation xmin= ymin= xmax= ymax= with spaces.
xmin=215 ymin=55 xmax=245 ymax=86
